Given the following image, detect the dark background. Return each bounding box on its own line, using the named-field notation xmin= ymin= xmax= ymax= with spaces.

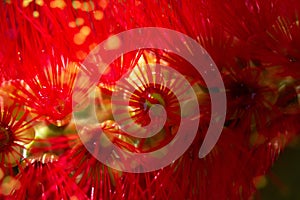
xmin=256 ymin=136 xmax=300 ymax=200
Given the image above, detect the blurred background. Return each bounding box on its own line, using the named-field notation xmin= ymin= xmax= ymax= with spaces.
xmin=256 ymin=135 xmax=300 ymax=200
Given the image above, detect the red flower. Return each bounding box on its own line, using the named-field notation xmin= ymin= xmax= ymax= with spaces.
xmin=11 ymin=153 xmax=88 ymax=200
xmin=0 ymin=83 xmax=36 ymax=173
xmin=62 ymin=120 xmax=193 ymax=200
xmin=0 ymin=1 xmax=299 ymax=200
xmin=224 ymin=67 xmax=279 ymax=131
xmin=10 ymin=57 xmax=78 ymax=127
xmin=105 ymin=50 xmax=203 ymax=153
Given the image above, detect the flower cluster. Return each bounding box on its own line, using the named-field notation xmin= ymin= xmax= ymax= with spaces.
xmin=0 ymin=0 xmax=299 ymax=199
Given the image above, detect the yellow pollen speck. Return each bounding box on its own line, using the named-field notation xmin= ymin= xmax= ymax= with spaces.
xmin=75 ymin=18 xmax=85 ymax=26
xmin=70 ymin=196 xmax=79 ymax=200
xmin=89 ymin=43 xmax=97 ymax=51
xmin=35 ymin=0 xmax=44 ymax=6
xmin=98 ymin=0 xmax=108 ymax=9
xmin=23 ymin=0 xmax=33 ymax=7
xmin=76 ymin=50 xmax=87 ymax=60
xmin=68 ymin=21 xmax=76 ymax=28
xmin=73 ymin=33 xmax=86 ymax=45
xmin=80 ymin=26 xmax=91 ymax=36
xmin=0 ymin=168 xmax=3 ymax=180
xmin=94 ymin=10 xmax=104 ymax=20
xmin=105 ymin=35 xmax=121 ymax=50
xmin=72 ymin=0 xmax=81 ymax=9
xmin=33 ymin=11 xmax=39 ymax=18
xmin=253 ymin=175 xmax=268 ymax=189
xmin=50 ymin=0 xmax=66 ymax=9
xmin=81 ymin=2 xmax=94 ymax=12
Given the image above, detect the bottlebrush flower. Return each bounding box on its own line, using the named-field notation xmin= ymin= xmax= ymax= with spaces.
xmin=0 ymin=1 xmax=299 ymax=200
xmin=10 ymin=153 xmax=88 ymax=200
xmin=62 ymin=119 xmax=189 ymax=200
xmin=9 ymin=56 xmax=78 ymax=127
xmin=0 ymin=85 xmax=36 ymax=173
xmin=224 ymin=66 xmax=279 ymax=131
xmin=106 ymin=50 xmax=204 ymax=152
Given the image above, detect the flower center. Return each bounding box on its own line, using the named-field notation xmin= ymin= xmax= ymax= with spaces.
xmin=143 ymin=92 xmax=165 ymax=111
xmin=233 ymin=83 xmax=250 ymax=97
xmin=129 ymin=85 xmax=172 ymax=126
xmin=0 ymin=126 xmax=11 ymax=149
xmin=43 ymin=95 xmax=72 ymax=126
